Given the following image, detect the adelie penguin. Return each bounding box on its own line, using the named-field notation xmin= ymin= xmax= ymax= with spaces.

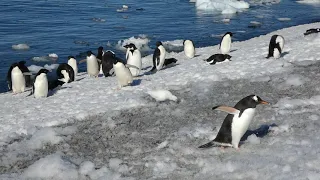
xmin=205 ymin=54 xmax=232 ymax=65
xmin=220 ymin=32 xmax=233 ymax=54
xmin=97 ymin=46 xmax=104 ymax=75
xmin=67 ymin=56 xmax=78 ymax=77
xmin=150 ymin=41 xmax=166 ymax=73
xmin=124 ymin=43 xmax=142 ymax=77
xmin=31 ymin=69 xmax=50 ymax=98
xmin=8 ymin=62 xmax=33 ymax=94
xmin=7 ymin=61 xmax=32 ymax=92
xmin=86 ymin=51 xmax=100 ymax=77
xmin=266 ymin=35 xmax=285 ymax=59
xmin=57 ymin=63 xmax=75 ymax=83
xmin=304 ymin=28 xmax=320 ymax=36
xmin=183 ymin=40 xmax=195 ymax=58
xmin=101 ymin=50 xmax=116 ymax=77
xmin=198 ymin=95 xmax=269 ymax=149
xmin=112 ymin=52 xmax=133 ymax=88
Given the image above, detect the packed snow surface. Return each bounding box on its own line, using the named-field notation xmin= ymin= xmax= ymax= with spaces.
xmin=1 ymin=22 xmax=320 ymax=179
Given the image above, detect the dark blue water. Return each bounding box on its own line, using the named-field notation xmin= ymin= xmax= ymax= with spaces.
xmin=1 ymin=0 xmax=319 ymax=93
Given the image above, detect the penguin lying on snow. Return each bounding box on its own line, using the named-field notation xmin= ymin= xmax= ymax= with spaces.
xmin=205 ymin=54 xmax=232 ymax=65
xmin=7 ymin=61 xmax=32 ymax=92
xmin=304 ymin=28 xmax=320 ymax=36
xmin=266 ymin=35 xmax=285 ymax=59
xmin=198 ymin=95 xmax=269 ymax=149
xmin=220 ymin=32 xmax=233 ymax=54
xmin=30 ymin=69 xmax=50 ymax=98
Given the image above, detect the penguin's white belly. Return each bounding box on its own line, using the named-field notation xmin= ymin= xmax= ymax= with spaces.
xmin=273 ymin=49 xmax=281 ymax=59
xmin=34 ymin=76 xmax=48 ymax=98
xmin=114 ymin=64 xmax=133 ymax=87
xmin=11 ymin=72 xmax=25 ymax=93
xmin=156 ymin=46 xmax=166 ymax=70
xmin=220 ymin=37 xmax=231 ymax=54
xmin=68 ymin=60 xmax=78 ymax=76
xmin=127 ymin=51 xmax=142 ymax=77
xmin=87 ymin=59 xmax=99 ymax=76
xmin=276 ymin=35 xmax=285 ymax=51
xmin=231 ymin=108 xmax=256 ymax=148
xmin=184 ymin=44 xmax=195 ymax=58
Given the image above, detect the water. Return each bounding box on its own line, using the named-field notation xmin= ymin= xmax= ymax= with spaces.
xmin=0 ymin=0 xmax=319 ymax=93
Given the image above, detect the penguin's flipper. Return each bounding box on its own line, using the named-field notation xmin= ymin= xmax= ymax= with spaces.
xmin=27 ymin=85 xmax=34 ymax=97
xmin=126 ymin=64 xmax=139 ymax=70
xmin=212 ymin=105 xmax=240 ymax=115
xmin=198 ymin=141 xmax=219 ymax=148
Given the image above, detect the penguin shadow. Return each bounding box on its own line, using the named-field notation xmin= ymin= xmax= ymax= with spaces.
xmin=194 ymin=54 xmax=201 ymax=58
xmin=229 ymin=49 xmax=237 ymax=53
xmin=281 ymin=52 xmax=290 ymax=58
xmin=75 ymin=77 xmax=86 ymax=81
xmin=48 ymin=86 xmax=72 ymax=97
xmin=141 ymin=66 xmax=152 ymax=71
xmin=162 ymin=63 xmax=179 ymax=70
xmin=131 ymin=79 xmax=142 ymax=86
xmin=240 ymin=123 xmax=278 ymax=142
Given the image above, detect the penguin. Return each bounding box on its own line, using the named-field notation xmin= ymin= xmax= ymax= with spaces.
xmin=205 ymin=54 xmax=232 ymax=65
xmin=32 ymin=69 xmax=49 ymax=98
xmin=56 ymin=63 xmax=75 ymax=83
xmin=97 ymin=46 xmax=104 ymax=75
xmin=183 ymin=40 xmax=195 ymax=58
xmin=163 ymin=58 xmax=178 ymax=67
xmin=10 ymin=62 xmax=26 ymax=93
xmin=67 ymin=56 xmax=78 ymax=77
xmin=124 ymin=43 xmax=142 ymax=77
xmin=304 ymin=28 xmax=320 ymax=36
xmin=266 ymin=35 xmax=285 ymax=59
xmin=101 ymin=50 xmax=116 ymax=77
xmin=198 ymin=95 xmax=269 ymax=149
xmin=219 ymin=32 xmax=233 ymax=54
xmin=7 ymin=61 xmax=32 ymax=91
xmin=112 ymin=54 xmax=133 ymax=88
xmin=86 ymin=51 xmax=99 ymax=77
xmin=150 ymin=41 xmax=166 ymax=73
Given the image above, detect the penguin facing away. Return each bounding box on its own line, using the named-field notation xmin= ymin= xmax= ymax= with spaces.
xmin=198 ymin=95 xmax=269 ymax=149
xmin=183 ymin=40 xmax=195 ymax=58
xmin=124 ymin=43 xmax=142 ymax=77
xmin=101 ymin=50 xmax=116 ymax=77
xmin=97 ymin=46 xmax=104 ymax=74
xmin=67 ymin=56 xmax=78 ymax=77
xmin=150 ymin=41 xmax=166 ymax=73
xmin=10 ymin=62 xmax=29 ymax=93
xmin=7 ymin=61 xmax=31 ymax=91
xmin=266 ymin=35 xmax=285 ymax=59
xmin=86 ymin=51 xmax=99 ymax=77
xmin=220 ymin=32 xmax=233 ymax=54
xmin=33 ymin=69 xmax=49 ymax=98
xmin=206 ymin=54 xmax=232 ymax=65
xmin=56 ymin=63 xmax=75 ymax=83
xmin=112 ymin=53 xmax=133 ymax=88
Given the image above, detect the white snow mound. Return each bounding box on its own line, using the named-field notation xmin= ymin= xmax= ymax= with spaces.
xmin=147 ymin=90 xmax=178 ymax=102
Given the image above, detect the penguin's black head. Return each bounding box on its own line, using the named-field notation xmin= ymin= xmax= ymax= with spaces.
xmin=105 ymin=50 xmax=116 ymax=57
xmin=98 ymin=46 xmax=103 ymax=52
xmin=123 ymin=44 xmax=130 ymax=49
xmin=130 ymin=43 xmax=137 ymax=50
xmin=11 ymin=62 xmax=19 ymax=68
xmin=37 ymin=69 xmax=49 ymax=76
xmin=224 ymin=54 xmax=232 ymax=59
xmin=87 ymin=51 xmax=93 ymax=56
xmin=225 ymin=32 xmax=233 ymax=36
xmin=239 ymin=95 xmax=269 ymax=109
xmin=68 ymin=56 xmax=75 ymax=59
xmin=156 ymin=41 xmax=163 ymax=47
xmin=19 ymin=61 xmax=26 ymax=65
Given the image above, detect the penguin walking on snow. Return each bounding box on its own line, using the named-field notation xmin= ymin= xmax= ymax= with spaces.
xmin=205 ymin=54 xmax=232 ymax=65
xmin=198 ymin=95 xmax=269 ymax=149
xmin=112 ymin=52 xmax=133 ymax=88
xmin=124 ymin=43 xmax=142 ymax=77
xmin=220 ymin=32 xmax=233 ymax=54
xmin=86 ymin=51 xmax=100 ymax=77
xmin=101 ymin=50 xmax=116 ymax=77
xmin=150 ymin=41 xmax=166 ymax=73
xmin=32 ymin=69 xmax=49 ymax=98
xmin=57 ymin=63 xmax=75 ymax=83
xmin=183 ymin=40 xmax=195 ymax=58
xmin=266 ymin=35 xmax=285 ymax=59
xmin=67 ymin=56 xmax=78 ymax=77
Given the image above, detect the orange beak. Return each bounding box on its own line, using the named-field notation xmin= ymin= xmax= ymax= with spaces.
xmin=259 ymin=100 xmax=269 ymax=105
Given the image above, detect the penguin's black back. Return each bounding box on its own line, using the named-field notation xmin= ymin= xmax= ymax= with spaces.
xmin=267 ymin=35 xmax=278 ymax=58
xmin=102 ymin=51 xmax=115 ymax=77
xmin=56 ymin=63 xmax=75 ymax=82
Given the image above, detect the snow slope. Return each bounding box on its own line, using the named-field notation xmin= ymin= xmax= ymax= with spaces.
xmin=0 ymin=22 xmax=320 ymax=179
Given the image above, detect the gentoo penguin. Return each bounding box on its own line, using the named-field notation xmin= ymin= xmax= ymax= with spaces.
xmin=150 ymin=41 xmax=166 ymax=73
xmin=32 ymin=69 xmax=49 ymax=98
xmin=7 ymin=61 xmax=31 ymax=91
xmin=10 ymin=63 xmax=26 ymax=93
xmin=198 ymin=95 xmax=269 ymax=149
xmin=112 ymin=54 xmax=133 ymax=88
xmin=56 ymin=63 xmax=75 ymax=83
xmin=183 ymin=40 xmax=195 ymax=58
xmin=101 ymin=50 xmax=116 ymax=77
xmin=205 ymin=54 xmax=232 ymax=65
xmin=266 ymin=35 xmax=285 ymax=59
xmin=67 ymin=56 xmax=78 ymax=77
xmin=304 ymin=28 xmax=320 ymax=36
xmin=219 ymin=32 xmax=233 ymax=54
xmin=124 ymin=43 xmax=142 ymax=77
xmin=86 ymin=51 xmax=99 ymax=77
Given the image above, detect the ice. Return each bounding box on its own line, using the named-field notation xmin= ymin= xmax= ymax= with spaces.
xmin=27 ymin=127 xmax=62 ymax=149
xmin=147 ymin=90 xmax=178 ymax=102
xmin=116 ymin=35 xmax=151 ymax=54
xmin=23 ymin=154 xmax=78 ymax=179
xmin=79 ymin=161 xmax=95 ymax=175
xmin=109 ymin=158 xmax=123 ymax=171
xmin=247 ymin=134 xmax=261 ymax=144
xmin=284 ymin=74 xmax=307 ymax=86
xmin=297 ymin=0 xmax=320 ymax=4
xmin=194 ymin=0 xmax=249 ymax=14
xmin=48 ymin=53 xmax=58 ymax=59
xmin=162 ymin=39 xmax=184 ymax=52
xmin=278 ymin=17 xmax=291 ymax=21
xmin=11 ymin=43 xmax=30 ymax=50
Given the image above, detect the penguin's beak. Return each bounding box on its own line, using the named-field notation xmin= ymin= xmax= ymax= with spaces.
xmin=259 ymin=100 xmax=270 ymax=105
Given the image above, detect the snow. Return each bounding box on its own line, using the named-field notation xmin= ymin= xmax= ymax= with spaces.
xmin=11 ymin=44 xmax=30 ymax=50
xmin=1 ymin=22 xmax=320 ymax=179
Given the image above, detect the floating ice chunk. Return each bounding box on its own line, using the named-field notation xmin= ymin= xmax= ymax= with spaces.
xmin=28 ymin=65 xmax=44 ymax=74
xmin=79 ymin=161 xmax=95 ymax=175
xmin=195 ymin=0 xmax=249 ymax=14
xmin=162 ymin=39 xmax=184 ymax=52
xmin=23 ymin=154 xmax=78 ymax=179
xmin=247 ymin=134 xmax=261 ymax=144
xmin=249 ymin=21 xmax=262 ymax=28
xmin=27 ymin=127 xmax=62 ymax=149
xmin=123 ymin=5 xmax=129 ymax=9
xmin=44 ymin=63 xmax=59 ymax=71
xmin=147 ymin=90 xmax=178 ymax=102
xmin=222 ymin=18 xmax=231 ymax=23
xmin=278 ymin=18 xmax=291 ymax=21
xmin=116 ymin=35 xmax=151 ymax=53
xmin=12 ymin=43 xmax=30 ymax=50
xmin=297 ymin=0 xmax=320 ymax=4
xmin=48 ymin=53 xmax=58 ymax=59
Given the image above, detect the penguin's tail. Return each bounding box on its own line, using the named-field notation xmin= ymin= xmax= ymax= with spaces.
xmin=198 ymin=141 xmax=217 ymax=148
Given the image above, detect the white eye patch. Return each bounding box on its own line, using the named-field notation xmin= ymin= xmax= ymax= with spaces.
xmin=252 ymin=96 xmax=258 ymax=102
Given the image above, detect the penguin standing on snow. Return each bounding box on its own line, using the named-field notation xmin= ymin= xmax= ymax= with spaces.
xmin=9 ymin=62 xmax=33 ymax=93
xmin=7 ymin=61 xmax=32 ymax=91
xmin=124 ymin=43 xmax=142 ymax=77
xmin=101 ymin=50 xmax=116 ymax=77
xmin=183 ymin=40 xmax=195 ymax=58
xmin=67 ymin=56 xmax=78 ymax=77
xmin=219 ymin=32 xmax=233 ymax=54
xmin=32 ymin=69 xmax=49 ymax=98
xmin=112 ymin=53 xmax=133 ymax=88
xmin=198 ymin=95 xmax=269 ymax=149
xmin=97 ymin=46 xmax=104 ymax=75
xmin=266 ymin=35 xmax=285 ymax=59
xmin=205 ymin=54 xmax=232 ymax=65
xmin=86 ymin=51 xmax=99 ymax=77
xmin=150 ymin=41 xmax=166 ymax=73
xmin=56 ymin=63 xmax=75 ymax=83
